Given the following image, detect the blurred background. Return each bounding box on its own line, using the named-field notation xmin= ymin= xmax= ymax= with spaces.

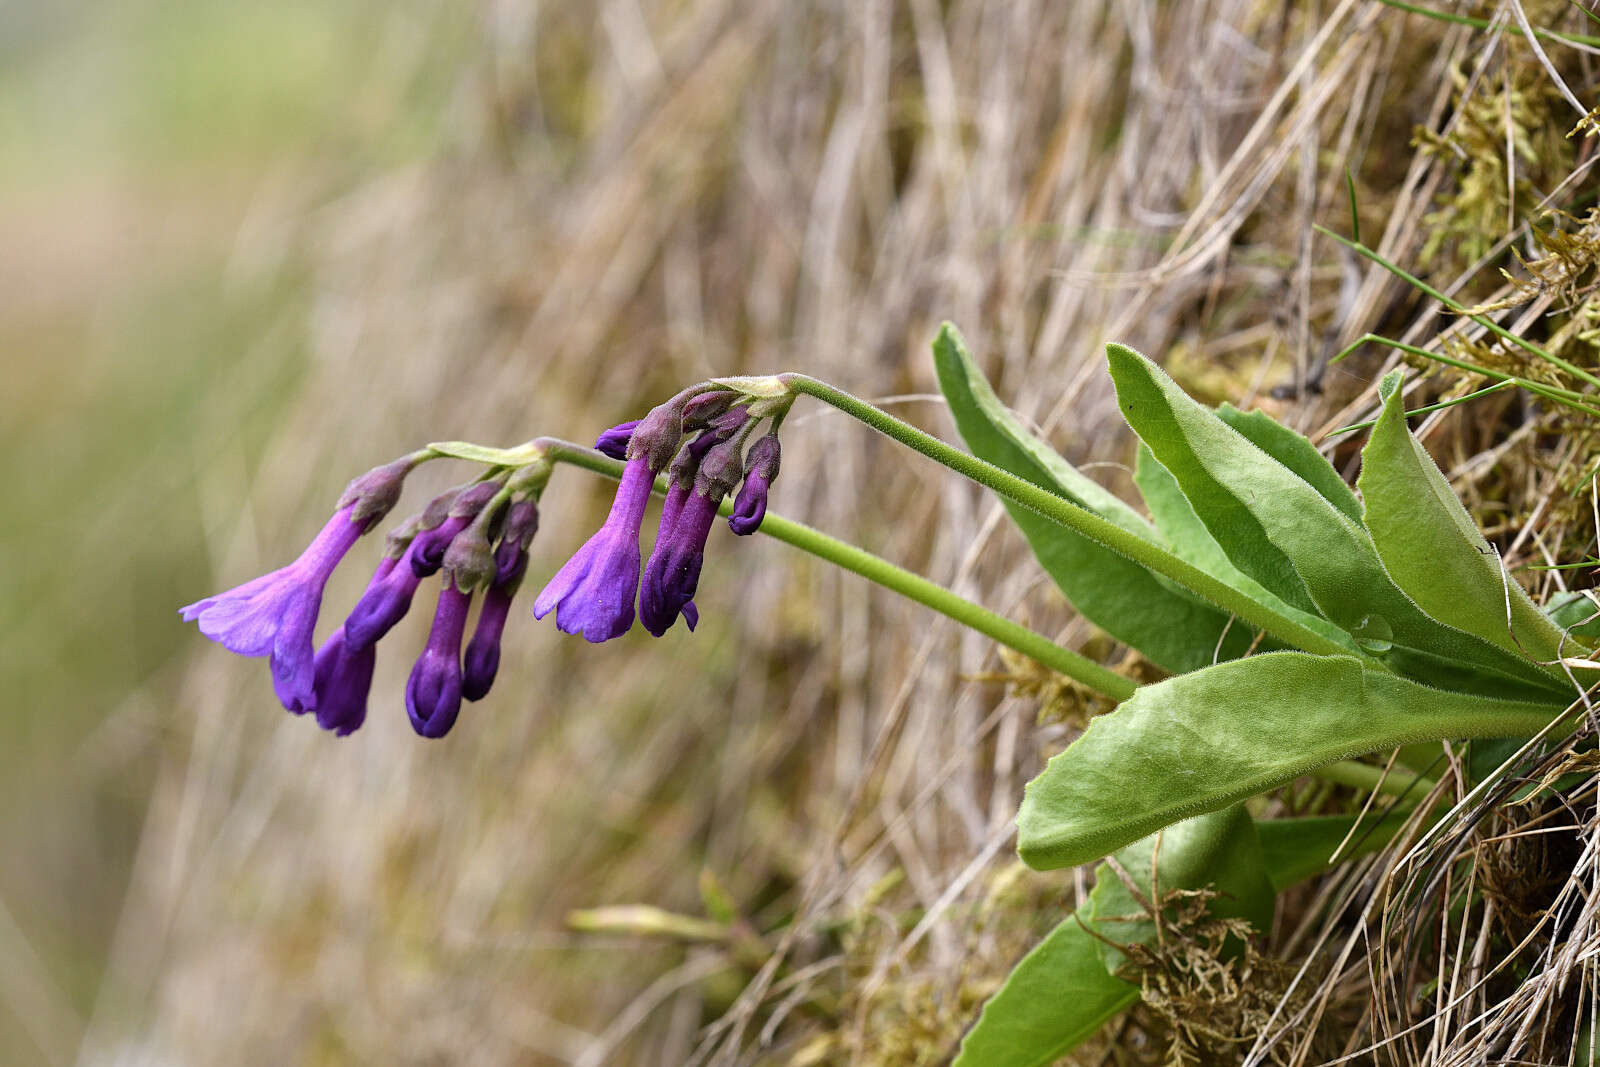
xmin=7 ymin=0 xmax=1588 ymax=1063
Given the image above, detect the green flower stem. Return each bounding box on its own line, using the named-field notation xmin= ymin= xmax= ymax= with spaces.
xmin=535 ymin=439 xmax=1137 ymax=702
xmin=775 ymin=375 xmax=1359 ymax=661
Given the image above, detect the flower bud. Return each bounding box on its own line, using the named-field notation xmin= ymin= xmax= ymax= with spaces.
xmin=406 ymin=585 xmax=470 ymax=738
xmin=625 ymin=396 xmax=690 ymax=472
xmin=494 ymin=498 xmax=539 ymax=585
xmin=729 ymin=435 xmax=779 ymax=536
xmin=694 ymin=436 xmax=747 ymax=500
xmin=443 ymin=520 xmax=497 ymax=594
xmin=310 ymin=628 xmax=377 ymax=736
xmin=594 ymin=419 xmax=641 ymax=460
xmin=411 ymin=481 xmax=502 ymax=578
xmin=679 ymin=390 xmax=737 ymax=429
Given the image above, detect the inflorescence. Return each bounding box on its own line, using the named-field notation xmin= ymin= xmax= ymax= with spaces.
xmin=181 ymin=379 xmax=789 ymax=739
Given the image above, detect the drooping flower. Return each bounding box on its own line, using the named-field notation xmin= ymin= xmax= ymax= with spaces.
xmin=533 ymin=457 xmax=655 ymax=641
xmin=298 ymin=555 xmax=400 ymax=731
xmin=463 ymin=565 xmax=521 ymax=702
xmin=533 ymin=396 xmax=690 ymax=642
xmin=406 ymin=583 xmax=472 ymax=738
xmin=463 ymin=498 xmax=539 ymax=701
xmin=344 ymin=532 xmax=430 ymax=649
xmin=639 ymin=435 xmax=746 ymax=637
xmin=309 ymin=627 xmax=378 ymax=736
xmin=182 ymin=503 xmax=369 ymax=712
xmin=729 ymin=434 xmax=780 ymax=535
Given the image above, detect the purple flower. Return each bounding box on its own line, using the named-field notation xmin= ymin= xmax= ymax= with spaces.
xmin=344 ymin=540 xmax=429 ymax=649
xmin=640 ymin=489 xmax=720 ymax=636
xmin=181 ymin=503 xmax=368 ymax=711
xmin=406 ymin=584 xmax=472 ymax=738
xmin=594 ymin=419 xmax=641 ymax=460
xmin=411 ymin=481 xmax=502 ymax=578
xmin=639 ymin=436 xmax=745 ymax=637
xmin=533 ymin=456 xmax=655 ymax=642
xmin=463 ymin=499 xmax=539 ymax=701
xmin=463 ymin=570 xmax=519 ymax=702
xmin=729 ymin=435 xmax=780 ymax=536
xmin=310 ymin=628 xmax=377 ymax=736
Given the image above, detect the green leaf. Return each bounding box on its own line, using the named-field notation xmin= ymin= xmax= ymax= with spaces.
xmin=955 ymin=807 xmax=1270 ymax=1067
xmin=1017 ymin=651 xmax=1562 ymax=869
xmin=1545 ymin=590 xmax=1600 ymax=641
xmin=426 ymin=439 xmax=545 ymax=466
xmin=1255 ymin=810 xmax=1411 ymax=890
xmin=1215 ymin=403 xmax=1363 ymax=524
xmin=1105 ymin=343 xmax=1566 ymax=700
xmin=1132 ymin=445 xmax=1356 ymax=656
xmin=1360 ymin=372 xmax=1568 ymax=664
xmin=933 ymin=325 xmax=1255 ymax=672
xmin=951 ymin=908 xmax=1138 ymax=1067
xmin=1088 ymin=805 xmax=1274 ymax=976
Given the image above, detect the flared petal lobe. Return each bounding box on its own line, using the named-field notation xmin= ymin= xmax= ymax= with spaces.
xmin=180 ymin=505 xmax=368 ymax=710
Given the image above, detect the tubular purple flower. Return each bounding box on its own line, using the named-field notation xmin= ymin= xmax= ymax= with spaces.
xmin=181 ymin=503 xmax=369 ymax=711
xmin=344 ymin=537 xmax=430 ymax=649
xmin=639 ymin=437 xmax=745 ymax=637
xmin=729 ymin=434 xmax=780 ymax=536
xmin=639 ymin=490 xmax=720 ymax=637
xmin=463 ymin=556 xmax=524 ymax=702
xmin=309 ymin=628 xmax=377 ymax=736
xmin=533 ymin=456 xmax=655 ymax=642
xmin=594 ymin=419 xmax=641 ymax=460
xmin=406 ymin=584 xmax=472 ymax=738
xmin=494 ymin=498 xmax=539 ymax=585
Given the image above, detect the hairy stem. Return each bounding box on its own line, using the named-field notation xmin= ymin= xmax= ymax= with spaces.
xmin=776 ymin=375 xmax=1360 ymax=661
xmin=536 ymin=439 xmax=1138 ymax=702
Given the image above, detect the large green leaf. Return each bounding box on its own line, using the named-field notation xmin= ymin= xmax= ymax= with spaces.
xmin=1215 ymin=403 xmax=1363 ymax=524
xmin=955 ymin=807 xmax=1270 ymax=1067
xmin=1017 ymin=651 xmax=1563 ymax=870
xmin=1106 ymin=343 xmax=1567 ymax=700
xmin=933 ymin=325 xmax=1255 ymax=672
xmin=1360 ymin=372 xmax=1568 ymax=664
xmin=1132 ymin=445 xmax=1356 ymax=656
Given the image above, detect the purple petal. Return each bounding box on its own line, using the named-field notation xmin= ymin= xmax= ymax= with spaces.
xmin=640 ymin=490 xmax=719 ymax=637
xmin=406 ymin=585 xmax=471 ymax=738
xmin=534 ymin=458 xmax=655 ymax=642
xmin=594 ymin=419 xmax=642 ymax=460
xmin=312 ymin=629 xmax=376 ymax=736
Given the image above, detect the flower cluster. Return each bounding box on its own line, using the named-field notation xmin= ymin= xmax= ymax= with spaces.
xmin=180 ymin=381 xmax=786 ymax=738
xmin=182 ymin=456 xmax=544 ymax=738
xmin=535 ymin=387 xmax=785 ymax=642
